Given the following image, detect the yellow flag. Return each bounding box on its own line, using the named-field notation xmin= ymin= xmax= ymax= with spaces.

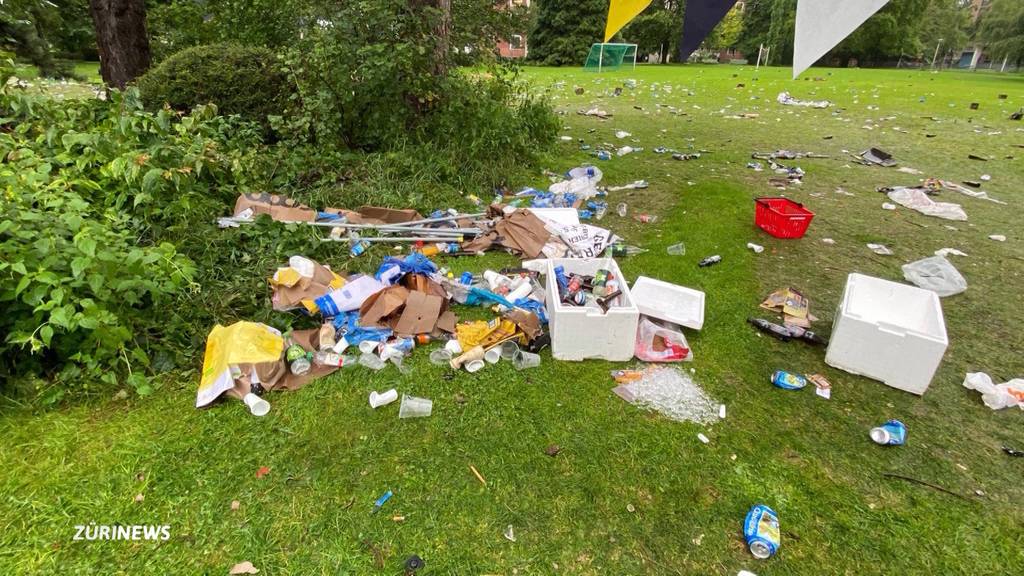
xmin=604 ymin=0 xmax=653 ymax=42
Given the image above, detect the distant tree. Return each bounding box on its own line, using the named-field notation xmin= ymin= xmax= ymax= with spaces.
xmin=528 ymin=0 xmax=607 ymax=66
xmin=977 ymin=0 xmax=1024 ymax=65
xmin=89 ymin=0 xmax=152 ymax=87
xmin=705 ymin=4 xmax=745 ymax=52
xmin=622 ymin=0 xmax=680 ymax=63
xmin=829 ymin=0 xmax=930 ymax=65
xmin=916 ymin=0 xmax=971 ymax=64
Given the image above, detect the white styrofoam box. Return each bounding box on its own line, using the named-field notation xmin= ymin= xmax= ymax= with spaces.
xmin=825 ymin=273 xmax=948 ymax=395
xmin=545 ymin=258 xmax=639 ymax=361
xmin=630 ymin=276 xmax=705 ymax=330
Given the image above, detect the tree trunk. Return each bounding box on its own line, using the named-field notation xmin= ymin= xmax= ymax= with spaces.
xmin=88 ymin=0 xmax=151 ymax=89
xmin=433 ymin=0 xmax=451 ymax=76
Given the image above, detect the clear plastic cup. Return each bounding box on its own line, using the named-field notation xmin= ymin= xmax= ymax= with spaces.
xmin=429 ymin=348 xmax=453 ymax=365
xmin=398 ymin=394 xmax=433 ymax=418
xmin=369 ymin=388 xmax=398 ymax=409
xmin=499 ymin=341 xmax=520 ymax=360
xmin=667 ymin=243 xmax=686 ymax=256
xmin=617 ymin=203 xmax=628 ymax=217
xmin=512 ymin=350 xmax=541 ymax=370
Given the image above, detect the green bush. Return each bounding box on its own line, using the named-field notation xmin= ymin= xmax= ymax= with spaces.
xmin=137 ymin=43 xmax=293 ymax=124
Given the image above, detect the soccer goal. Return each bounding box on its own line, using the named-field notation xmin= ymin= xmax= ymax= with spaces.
xmin=583 ymin=43 xmax=638 ymax=72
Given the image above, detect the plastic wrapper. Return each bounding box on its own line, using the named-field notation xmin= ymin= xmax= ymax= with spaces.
xmin=612 ymin=366 xmax=719 ymax=424
xmin=963 ymin=372 xmax=1024 ymax=410
xmin=634 ymin=317 xmax=692 ymax=362
xmin=901 ymin=256 xmax=967 ymax=297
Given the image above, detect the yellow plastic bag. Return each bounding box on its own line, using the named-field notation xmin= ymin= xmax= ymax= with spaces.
xmin=456 ymin=318 xmax=519 ymax=351
xmin=197 ymin=322 xmax=284 ymax=408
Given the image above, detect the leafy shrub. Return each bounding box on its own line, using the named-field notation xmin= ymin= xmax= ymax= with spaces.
xmin=137 ymin=43 xmax=293 ymax=125
xmin=0 ymin=88 xmax=266 ymax=398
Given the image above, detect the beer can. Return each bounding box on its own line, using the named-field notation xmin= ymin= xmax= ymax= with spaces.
xmin=743 ymin=504 xmax=780 ymax=559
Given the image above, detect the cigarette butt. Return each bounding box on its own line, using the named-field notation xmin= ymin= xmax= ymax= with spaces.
xmin=469 ymin=465 xmax=487 ymax=486
xmin=391 ymin=515 xmax=405 ymax=522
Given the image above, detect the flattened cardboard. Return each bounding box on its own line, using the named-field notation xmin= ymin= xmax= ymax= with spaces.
xmin=234 ymin=193 xmax=317 ymax=222
xmin=394 ymin=291 xmax=444 ymax=336
xmin=359 ymin=285 xmax=409 ymax=327
xmin=272 ymin=263 xmax=344 ymax=311
xmin=505 ymin=309 xmax=542 ymax=340
xmin=357 ymin=206 xmax=423 ymax=224
xmin=436 ymin=310 xmax=457 ymax=333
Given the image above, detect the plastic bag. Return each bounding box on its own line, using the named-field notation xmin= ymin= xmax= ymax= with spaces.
xmin=963 ymin=372 xmax=1024 ymax=410
xmin=198 ymin=322 xmax=284 ymax=408
xmin=902 ymin=256 xmax=967 ymax=297
xmin=634 ymin=317 xmax=692 ymax=362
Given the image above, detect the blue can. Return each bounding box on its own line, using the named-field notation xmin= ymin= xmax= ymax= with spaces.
xmin=743 ymin=504 xmax=780 ymax=559
xmin=870 ymin=419 xmax=907 ymax=445
xmin=771 ymin=370 xmax=807 ymax=390
xmin=460 ymin=271 xmax=474 ymax=285
xmin=597 ymin=150 xmax=611 ymax=161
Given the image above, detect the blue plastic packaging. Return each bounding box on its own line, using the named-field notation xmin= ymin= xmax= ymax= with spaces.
xmin=771 ymin=370 xmax=807 ymax=390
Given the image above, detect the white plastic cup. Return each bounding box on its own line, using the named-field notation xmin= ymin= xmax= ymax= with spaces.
xmin=512 ymin=350 xmax=541 ymax=370
xmin=359 ymin=340 xmax=380 ymax=354
xmin=499 ymin=341 xmax=520 ymax=360
xmin=243 ymin=393 xmax=270 ymax=417
xmin=445 ymin=339 xmax=463 ymax=355
xmin=398 ymin=394 xmax=433 ymax=418
xmin=484 ymin=348 xmax=501 ymax=364
xmin=465 ymin=359 xmax=486 ymax=373
xmin=369 ymin=388 xmax=398 ymax=409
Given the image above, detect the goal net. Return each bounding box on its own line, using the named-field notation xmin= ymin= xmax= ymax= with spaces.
xmin=583 ymin=43 xmax=638 ymax=72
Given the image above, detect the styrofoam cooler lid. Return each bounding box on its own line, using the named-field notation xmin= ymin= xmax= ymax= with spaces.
xmin=630 ymin=276 xmax=705 ymax=330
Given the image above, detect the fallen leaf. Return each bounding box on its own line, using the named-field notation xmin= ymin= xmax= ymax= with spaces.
xmin=255 ymin=466 xmax=270 ymax=479
xmin=230 ymin=500 xmax=240 ymax=511
xmin=544 ymin=444 xmax=561 ymax=457
xmin=229 ymin=561 xmax=259 ymax=575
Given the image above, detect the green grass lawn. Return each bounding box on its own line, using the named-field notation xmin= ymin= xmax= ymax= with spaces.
xmin=11 ymin=60 xmax=101 ymax=98
xmin=2 ymin=64 xmax=1023 ymax=574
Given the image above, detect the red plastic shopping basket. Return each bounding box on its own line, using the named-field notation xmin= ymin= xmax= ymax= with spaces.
xmin=754 ymin=197 xmax=814 ymax=239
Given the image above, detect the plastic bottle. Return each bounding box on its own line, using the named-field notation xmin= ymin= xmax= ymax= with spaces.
xmin=350 ymin=239 xmax=371 ymax=258
xmin=313 ymin=351 xmax=357 ymax=368
xmin=698 ymin=255 xmax=722 ymax=267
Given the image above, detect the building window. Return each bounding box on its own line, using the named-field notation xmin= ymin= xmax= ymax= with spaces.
xmin=511 ymin=35 xmax=524 ymax=50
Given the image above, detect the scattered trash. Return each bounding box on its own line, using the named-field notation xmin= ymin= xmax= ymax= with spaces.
xmin=469 ymin=464 xmax=487 ymax=486
xmin=578 ymin=107 xmax=611 ymax=119
xmin=881 ymin=203 xmax=897 ymax=210
xmin=631 ymin=276 xmax=705 ymax=331
xmin=771 ymin=370 xmax=807 ymax=390
xmin=807 ymin=374 xmax=832 ymax=399
xmin=616 ymin=203 xmax=628 ymax=217
xmin=667 ymin=243 xmax=687 ymax=256
xmin=821 ymin=238 xmax=835 ymax=245
xmin=897 ymin=167 xmax=923 ymax=175
xmin=369 ymin=389 xmax=399 ymax=409
xmin=616 ymin=146 xmax=636 ymax=157
xmin=255 ymin=466 xmax=270 ymax=479
xmin=626 ymin=503 xmax=636 ymax=513
xmin=963 ymin=373 xmax=1024 ymax=410
xmin=967 ymin=153 xmax=987 ymax=161
xmin=758 ymin=287 xmax=818 ymax=330
xmin=371 ymin=490 xmax=393 ymax=514
xmin=870 ymin=420 xmax=907 ymax=445
xmin=545 ymin=444 xmax=561 ymax=457
xmin=512 ymin=349 xmax=542 ymax=370
xmin=607 ymin=180 xmax=648 ymax=192
xmin=980 ymin=174 xmax=991 ymax=182
xmin=672 ymin=152 xmax=701 ymax=161
xmin=697 ymin=433 xmax=710 ymax=444
xmin=857 ymin=148 xmax=897 ymax=167
xmin=231 ymin=500 xmax=241 ymax=511
xmin=614 ymin=130 xmax=631 ymax=139
xmin=634 ymin=213 xmax=658 ymax=223
xmin=403 ymin=555 xmax=425 ymax=574
xmin=503 ymin=524 xmax=516 ymax=542
xmin=988 ymin=234 xmax=1006 ymax=242
xmin=698 ymin=255 xmax=722 ymax=267
xmin=230 ymin=561 xmax=260 ymax=575
xmin=748 ymin=318 xmax=826 ymax=345
xmin=747 ymin=242 xmax=764 ymax=254
xmin=611 ymin=366 xmax=719 ymax=424
xmin=1004 ymin=447 xmax=1024 ymax=457
xmin=743 ymin=505 xmax=780 ymax=559
xmin=635 ymin=317 xmax=692 ymax=362
xmin=398 ymin=394 xmax=432 ymax=418
xmin=902 ymin=256 xmax=967 ymax=297
xmin=776 ymin=91 xmax=830 ymax=108
xmin=868 ymin=240 xmax=892 ymax=254
xmin=884 ymin=187 xmax=967 ymax=221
